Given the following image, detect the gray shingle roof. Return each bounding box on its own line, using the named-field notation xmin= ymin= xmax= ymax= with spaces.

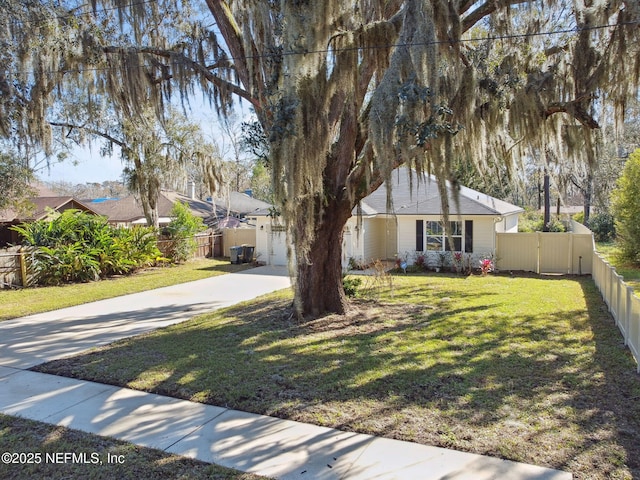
xmin=359 ymin=170 xmax=523 ymax=216
xmin=211 ymin=192 xmax=272 ymax=217
xmin=90 ymin=191 xmax=215 ymax=223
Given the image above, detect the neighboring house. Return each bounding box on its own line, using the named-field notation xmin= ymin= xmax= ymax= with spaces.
xmin=0 ymin=196 xmax=102 ymax=247
xmin=210 ymin=191 xmax=272 ymax=229
xmin=90 ymin=191 xmax=216 ymax=228
xmin=255 ymin=169 xmax=523 ymax=267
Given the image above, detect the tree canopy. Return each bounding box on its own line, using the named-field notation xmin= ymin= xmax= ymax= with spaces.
xmin=2 ymin=0 xmax=639 ymax=316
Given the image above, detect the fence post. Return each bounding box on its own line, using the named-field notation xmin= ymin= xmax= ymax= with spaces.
xmin=625 ymin=286 xmax=633 ymax=347
xmin=536 ymin=232 xmax=541 ymax=274
xmin=19 ymin=251 xmax=27 ymax=287
xmin=567 ymin=232 xmax=573 ymax=274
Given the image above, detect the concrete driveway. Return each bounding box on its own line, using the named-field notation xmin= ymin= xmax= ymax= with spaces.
xmin=0 ymin=266 xmax=291 ymax=370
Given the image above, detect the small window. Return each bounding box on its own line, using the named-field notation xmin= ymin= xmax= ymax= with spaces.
xmin=465 ymin=220 xmax=473 ymax=253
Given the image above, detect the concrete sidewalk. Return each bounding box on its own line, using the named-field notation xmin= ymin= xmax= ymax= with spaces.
xmin=0 ymin=266 xmax=572 ymax=479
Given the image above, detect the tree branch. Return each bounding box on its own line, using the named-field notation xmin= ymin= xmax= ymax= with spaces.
xmin=103 ymin=46 xmax=258 ymax=109
xmin=461 ymin=0 xmax=530 ymax=34
xmin=545 ymin=100 xmax=600 ymax=129
xmin=48 ymin=121 xmax=129 ymax=150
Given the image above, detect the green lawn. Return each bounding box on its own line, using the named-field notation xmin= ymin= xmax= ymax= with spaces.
xmin=0 ymin=258 xmax=252 ymax=321
xmin=34 ymin=273 xmax=640 ymax=480
xmin=0 ymin=415 xmax=268 ymax=480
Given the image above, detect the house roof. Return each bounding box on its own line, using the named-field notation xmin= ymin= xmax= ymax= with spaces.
xmin=90 ymin=191 xmax=215 ymax=224
xmin=0 ymin=197 xmax=100 ymax=223
xmin=359 ymin=170 xmax=523 ymax=217
xmin=211 ymin=191 xmax=271 ymax=217
xmin=250 ymin=169 xmax=523 ymax=218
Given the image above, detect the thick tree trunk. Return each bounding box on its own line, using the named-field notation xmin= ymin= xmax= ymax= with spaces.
xmin=293 ymin=197 xmax=353 ymax=318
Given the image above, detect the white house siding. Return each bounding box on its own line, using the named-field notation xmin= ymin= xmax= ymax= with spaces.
xmin=496 ymin=213 xmax=519 ymax=233
xmin=397 ymin=215 xmax=498 ymax=264
xmin=254 ymin=217 xmax=289 ymax=266
xmin=342 ymin=217 xmax=397 ymax=267
xmin=255 ymin=216 xmax=270 ymax=263
xmin=364 ymin=218 xmax=386 ymax=261
xmin=470 ymin=216 xmax=498 ymax=254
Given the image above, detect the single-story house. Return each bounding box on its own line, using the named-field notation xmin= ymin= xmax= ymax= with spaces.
xmin=210 ymin=191 xmax=272 ymax=228
xmin=0 ymin=195 xmax=102 ymax=247
xmin=254 ymin=169 xmax=523 ymax=268
xmin=90 ymin=190 xmax=216 ymax=228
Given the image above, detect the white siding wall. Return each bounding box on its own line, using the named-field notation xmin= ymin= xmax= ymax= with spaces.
xmin=363 ymin=218 xmax=385 ymax=261
xmin=255 ymin=217 xmax=269 ymax=263
xmin=343 ymin=217 xmax=397 ymax=266
xmin=471 ymin=217 xmax=496 ymax=254
xmin=397 ymin=215 xmax=498 ymax=264
xmin=498 ymin=213 xmax=519 ymax=233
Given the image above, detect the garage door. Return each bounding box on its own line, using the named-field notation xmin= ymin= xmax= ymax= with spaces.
xmin=269 ymin=226 xmax=288 ymax=266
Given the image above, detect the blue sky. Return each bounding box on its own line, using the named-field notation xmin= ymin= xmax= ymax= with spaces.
xmin=37 ymin=146 xmax=126 ymax=184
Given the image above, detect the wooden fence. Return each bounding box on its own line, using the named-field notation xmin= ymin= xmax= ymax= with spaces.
xmin=156 ymin=232 xmax=221 ymax=259
xmin=0 ymin=246 xmax=30 ymax=288
xmin=592 ymin=252 xmax=640 ymax=373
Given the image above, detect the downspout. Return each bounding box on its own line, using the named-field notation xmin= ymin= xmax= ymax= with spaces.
xmin=493 ymin=216 xmax=503 ymax=264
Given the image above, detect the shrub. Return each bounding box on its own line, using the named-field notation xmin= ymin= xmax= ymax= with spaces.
xmin=611 ymin=149 xmax=640 ymax=264
xmin=11 ymin=210 xmax=164 ymax=285
xmin=586 ymin=212 xmax=616 ymax=243
xmin=342 ymin=276 xmax=362 ymax=297
xmin=518 ymin=210 xmax=566 ymax=232
xmin=163 ymin=202 xmax=207 ymax=263
xmin=573 ymin=211 xmax=585 ymax=224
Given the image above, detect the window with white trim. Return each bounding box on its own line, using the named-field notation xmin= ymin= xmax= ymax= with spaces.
xmin=416 ymin=220 xmax=472 ymax=252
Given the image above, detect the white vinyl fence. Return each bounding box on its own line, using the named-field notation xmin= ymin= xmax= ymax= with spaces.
xmin=496 ymin=220 xmax=594 ymax=275
xmin=592 ymin=252 xmax=640 ymax=373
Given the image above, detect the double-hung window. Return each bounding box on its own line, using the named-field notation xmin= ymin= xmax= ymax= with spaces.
xmin=416 ymin=220 xmax=472 ymax=252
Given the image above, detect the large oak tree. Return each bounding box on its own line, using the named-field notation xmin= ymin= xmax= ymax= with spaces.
xmin=2 ymin=0 xmax=639 ymax=317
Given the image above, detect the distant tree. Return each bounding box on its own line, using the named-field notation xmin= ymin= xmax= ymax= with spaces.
xmin=0 ymin=150 xmax=34 ymax=210
xmin=51 ymin=106 xmax=221 ymax=227
xmin=611 ymin=149 xmax=640 ymax=264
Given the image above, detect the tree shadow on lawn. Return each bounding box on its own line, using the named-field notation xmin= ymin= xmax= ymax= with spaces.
xmin=565 ymin=279 xmax=640 ymax=478
xmin=34 ymin=276 xmax=639 ymax=479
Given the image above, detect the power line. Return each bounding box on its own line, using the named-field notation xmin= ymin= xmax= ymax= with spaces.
xmin=2 ymin=11 xmax=635 ymax=78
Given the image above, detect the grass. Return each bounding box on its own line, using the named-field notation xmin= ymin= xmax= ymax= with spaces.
xmin=34 ymin=273 xmax=640 ymax=480
xmin=0 ymin=258 xmax=252 ymax=321
xmin=0 ymin=414 xmax=269 ymax=480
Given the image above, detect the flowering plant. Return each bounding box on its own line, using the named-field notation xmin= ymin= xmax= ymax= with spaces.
xmin=480 ymin=258 xmax=494 ymax=276
xmin=452 ymin=252 xmax=463 ymax=272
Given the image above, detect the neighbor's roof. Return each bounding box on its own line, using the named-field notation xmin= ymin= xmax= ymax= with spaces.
xmin=358 ymin=170 xmax=524 ymax=217
xmin=91 ymin=191 xmax=214 ymax=223
xmin=211 ymin=191 xmax=271 ymax=217
xmin=0 ymin=197 xmax=100 ymax=223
